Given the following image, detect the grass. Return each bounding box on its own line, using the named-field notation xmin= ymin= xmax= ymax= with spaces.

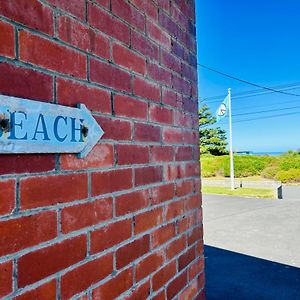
xmin=202 ymin=186 xmax=275 ymax=199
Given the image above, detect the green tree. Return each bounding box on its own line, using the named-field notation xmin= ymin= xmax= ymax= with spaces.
xmin=199 ymin=104 xmax=228 ymax=155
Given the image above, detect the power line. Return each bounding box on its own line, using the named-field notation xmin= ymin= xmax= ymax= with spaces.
xmin=206 ymin=111 xmax=300 ymax=126
xmin=233 ymin=98 xmax=300 ymax=112
xmin=200 ymin=81 xmax=300 ymax=102
xmin=233 ymin=105 xmax=300 ymax=117
xmin=198 ymin=64 xmax=300 ymax=97
xmin=233 ymin=111 xmax=300 ymax=124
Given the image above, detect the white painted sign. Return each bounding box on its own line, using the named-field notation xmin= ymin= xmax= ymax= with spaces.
xmin=0 ymin=95 xmax=104 ymax=158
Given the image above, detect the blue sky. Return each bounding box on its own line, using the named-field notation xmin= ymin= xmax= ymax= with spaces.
xmin=195 ymin=1 xmax=300 ymax=152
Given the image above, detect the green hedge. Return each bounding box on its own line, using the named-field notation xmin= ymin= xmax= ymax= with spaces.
xmin=201 ymin=153 xmax=300 ymax=183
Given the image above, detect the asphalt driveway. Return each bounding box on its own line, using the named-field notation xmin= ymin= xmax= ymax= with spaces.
xmin=203 ymin=194 xmax=300 ymax=299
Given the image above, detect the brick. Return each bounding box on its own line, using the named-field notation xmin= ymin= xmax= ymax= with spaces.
xmin=186 ymin=194 xmax=201 ymax=211
xmin=75 ymin=295 xmax=89 ymax=300
xmin=130 ymin=0 xmax=158 ymax=20
xmin=151 ymin=223 xmax=175 ymax=248
xmin=57 ymin=16 xmax=110 ymax=59
xmin=57 ymin=78 xmax=111 ymax=114
xmin=0 ymin=211 xmax=57 ymax=257
xmin=178 ymin=214 xmax=196 ymax=234
xmin=162 ymin=128 xmax=183 ymax=144
xmin=0 ymin=62 xmax=53 ymax=102
xmin=114 ymin=95 xmax=148 ymax=119
xmin=61 ymin=253 xmax=113 ymax=300
xmin=162 ymin=88 xmax=179 ymax=108
xmin=0 ymin=154 xmax=55 ymax=176
xmin=175 ymin=146 xmax=193 ymax=161
xmin=166 ymin=199 xmax=185 ymax=221
xmin=0 ymin=20 xmax=15 ymax=58
xmin=0 ymin=261 xmax=12 ymax=298
xmin=188 ymin=226 xmax=203 ymax=246
xmin=113 ymin=43 xmax=146 ymax=75
xmin=147 ymin=20 xmax=171 ymax=49
xmin=19 ymin=31 xmax=86 ymax=79
xmin=88 ymin=3 xmax=130 ymax=45
xmin=116 ymin=235 xmax=150 ymax=269
xmin=15 ymin=280 xmax=56 ymax=300
xmin=61 ymin=197 xmax=113 ymax=233
xmin=124 ymin=280 xmax=151 ymax=300
xmin=182 ymin=131 xmax=199 ymax=145
xmin=159 ymin=10 xmax=181 ymax=38
xmin=20 ymin=173 xmax=88 ymax=209
xmin=176 ymin=180 xmax=194 ymax=197
xmin=197 ymin=273 xmax=205 ymax=295
xmin=93 ymin=0 xmax=110 ymax=9
xmin=166 ymin=236 xmax=186 ymax=260
xmin=171 ymin=3 xmax=189 ymax=29
xmin=132 ymin=30 xmax=159 ymax=61
xmin=92 ymin=268 xmax=133 ymax=300
xmin=172 ymin=40 xmax=185 ymax=59
xmin=172 ymin=76 xmax=191 ymax=96
xmin=164 ymin=164 xmax=186 ymax=181
xmin=135 ymin=166 xmax=163 ymax=186
xmin=116 ymin=144 xmax=149 ymax=165
xmin=18 ymin=235 xmax=86 ymax=287
xmin=90 ymin=58 xmax=131 ymax=92
xmin=92 ymin=169 xmax=133 ymax=196
xmin=189 ymin=258 xmax=204 ymax=282
xmin=149 ymin=104 xmax=173 ymax=124
xmin=95 ymin=116 xmax=132 ymax=141
xmin=135 ymin=207 xmax=163 ymax=234
xmin=116 ymin=190 xmax=149 ymax=216
xmin=152 ymin=261 xmax=177 ymax=291
xmin=178 ymin=247 xmax=196 ymax=271
xmin=174 ymin=111 xmax=193 ymax=128
xmin=152 ymin=290 xmax=165 ymax=300
xmin=112 ymin=0 xmax=145 ymax=31
xmin=179 ymin=279 xmax=198 ymax=300
xmin=61 ymin=143 xmax=114 ymax=170
xmin=134 ymin=123 xmax=161 ymax=142
xmin=151 ymin=183 xmax=174 ymax=205
xmin=182 ymin=63 xmax=197 ymax=82
xmin=185 ymin=162 xmax=200 ymax=177
xmin=0 ymin=0 xmax=53 ymax=35
xmin=90 ymin=219 xmax=132 ymax=254
xmin=193 ymin=146 xmax=200 ymax=160
xmin=148 ymin=63 xmax=172 ymax=87
xmin=133 ymin=77 xmax=161 ymax=102
xmin=0 ymin=158 xmax=55 ymax=179
xmin=167 ymin=271 xmax=188 ymax=299
xmin=173 ymin=0 xmax=194 ymax=20
xmin=151 ymin=146 xmax=173 ymax=162
xmin=0 ymin=179 xmax=15 ymax=216
xmin=46 ymin=0 xmax=86 ymax=20
xmin=161 ymin=49 xmax=181 ymax=74
xmin=136 ymin=251 xmax=164 ymax=281
xmin=157 ymin=0 xmax=170 ymax=12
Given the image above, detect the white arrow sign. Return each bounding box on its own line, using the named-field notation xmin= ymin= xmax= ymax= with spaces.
xmin=0 ymin=95 xmax=104 ymax=158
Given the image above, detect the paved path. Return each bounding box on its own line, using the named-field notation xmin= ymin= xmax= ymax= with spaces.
xmin=203 ymin=194 xmax=300 ymax=299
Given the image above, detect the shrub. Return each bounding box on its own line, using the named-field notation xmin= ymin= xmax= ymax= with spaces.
xmin=275 ymin=169 xmax=300 ymax=183
xmin=223 ymin=155 xmax=272 ymax=177
xmin=279 ymin=155 xmax=300 ymax=171
xmin=261 ymin=166 xmax=280 ymax=179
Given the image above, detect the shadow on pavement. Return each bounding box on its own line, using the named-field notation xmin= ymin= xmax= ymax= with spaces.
xmin=205 ymin=245 xmax=300 ymax=300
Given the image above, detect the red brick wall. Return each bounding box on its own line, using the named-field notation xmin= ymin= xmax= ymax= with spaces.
xmin=0 ymin=0 xmax=204 ymax=299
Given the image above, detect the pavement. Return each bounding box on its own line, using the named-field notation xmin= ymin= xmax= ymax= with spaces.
xmin=282 ymin=185 xmax=300 ymax=200
xmin=203 ymin=194 xmax=300 ymax=299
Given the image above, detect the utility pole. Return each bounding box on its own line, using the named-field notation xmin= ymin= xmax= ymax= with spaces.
xmin=228 ymin=88 xmax=235 ymax=190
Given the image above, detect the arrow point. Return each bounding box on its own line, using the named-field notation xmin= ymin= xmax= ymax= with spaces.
xmin=78 ymin=103 xmax=104 ymax=158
